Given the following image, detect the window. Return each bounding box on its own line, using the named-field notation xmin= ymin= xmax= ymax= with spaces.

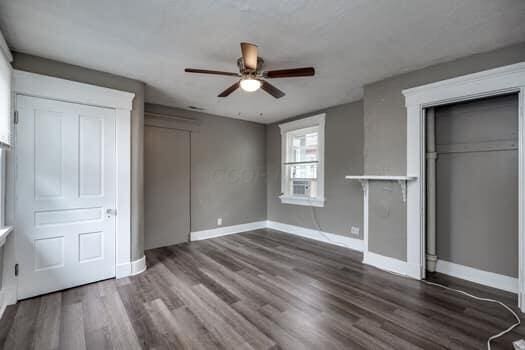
xmin=279 ymin=113 xmax=325 ymax=207
xmin=0 ymin=31 xmax=12 ymax=232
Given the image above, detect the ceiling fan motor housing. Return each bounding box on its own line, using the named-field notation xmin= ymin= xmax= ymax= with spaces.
xmin=237 ymin=57 xmax=264 ymax=76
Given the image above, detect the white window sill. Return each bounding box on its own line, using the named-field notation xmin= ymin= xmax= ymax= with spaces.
xmin=279 ymin=195 xmax=325 ymax=207
xmin=0 ymin=226 xmax=13 ymax=247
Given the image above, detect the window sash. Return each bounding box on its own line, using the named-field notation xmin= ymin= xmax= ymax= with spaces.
xmin=291 ymin=147 xmax=318 ymax=163
xmin=287 ymin=163 xmax=317 ymax=180
xmin=285 ymin=127 xmax=319 ymax=164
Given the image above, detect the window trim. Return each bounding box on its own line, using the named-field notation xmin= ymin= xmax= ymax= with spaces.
xmin=0 ymin=147 xmax=13 ymax=246
xmin=0 ymin=27 xmax=13 ymax=246
xmin=0 ymin=29 xmax=12 ymax=148
xmin=278 ymin=113 xmax=326 ymax=207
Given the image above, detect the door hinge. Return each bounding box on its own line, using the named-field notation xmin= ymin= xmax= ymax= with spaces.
xmin=14 ymin=111 xmax=19 ymax=125
xmin=14 ymin=263 xmax=18 ymax=277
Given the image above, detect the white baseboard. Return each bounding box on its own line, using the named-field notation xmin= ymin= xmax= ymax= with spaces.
xmin=116 ymin=262 xmax=131 ymax=278
xmin=363 ymin=251 xmax=413 ymax=277
xmin=190 ymin=221 xmax=267 ymax=241
xmin=131 ymin=255 xmax=147 ymax=276
xmin=436 ymin=259 xmax=518 ymax=293
xmin=266 ymin=221 xmax=364 ymax=252
xmin=189 ymin=220 xmax=364 ymax=253
xmin=405 ymin=263 xmax=423 ymax=279
xmin=116 ymin=255 xmax=147 ymax=278
xmin=0 ymin=286 xmax=16 ymax=318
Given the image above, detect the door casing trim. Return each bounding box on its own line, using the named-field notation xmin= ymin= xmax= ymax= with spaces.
xmin=402 ymin=62 xmax=525 ymax=311
xmin=8 ymin=70 xmax=135 ymax=301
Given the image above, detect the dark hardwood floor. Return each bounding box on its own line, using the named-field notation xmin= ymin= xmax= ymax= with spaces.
xmin=0 ymin=228 xmax=523 ymax=349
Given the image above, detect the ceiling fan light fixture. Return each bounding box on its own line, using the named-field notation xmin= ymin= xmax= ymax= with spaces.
xmin=240 ymin=78 xmax=261 ymax=92
xmin=185 ymin=42 xmax=314 ymax=98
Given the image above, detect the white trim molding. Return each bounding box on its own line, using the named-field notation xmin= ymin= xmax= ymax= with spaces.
xmin=131 ymin=255 xmax=147 ymax=276
xmin=0 ymin=226 xmax=13 ymax=247
xmin=0 ymin=29 xmax=12 ymax=63
xmin=0 ymin=226 xmax=15 ymax=316
xmin=0 ymin=286 xmax=16 ymax=317
xmin=363 ymin=251 xmax=411 ymax=276
xmin=12 ymin=71 xmax=136 ymax=291
xmin=402 ymin=62 xmax=525 ymax=310
xmin=13 ymin=70 xmax=134 ymax=110
xmin=436 ymin=260 xmax=518 ymax=294
xmin=266 ymin=220 xmax=364 ymax=252
xmin=278 ymin=195 xmax=325 ymax=207
xmin=278 ymin=113 xmax=326 ymax=136
xmin=116 ymin=255 xmax=147 ymax=278
xmin=279 ymin=113 xmax=326 ymax=207
xmin=190 ymin=221 xmax=267 ymax=241
xmin=189 ymin=220 xmax=365 ymax=253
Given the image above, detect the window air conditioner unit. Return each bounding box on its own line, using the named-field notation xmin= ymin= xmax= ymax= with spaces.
xmin=292 ymin=180 xmax=311 ymax=197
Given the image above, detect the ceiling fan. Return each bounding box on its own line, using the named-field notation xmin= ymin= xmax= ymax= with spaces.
xmin=184 ymin=42 xmax=315 ymax=99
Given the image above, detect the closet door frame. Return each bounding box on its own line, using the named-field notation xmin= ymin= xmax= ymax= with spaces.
xmin=403 ymin=62 xmax=525 ymax=311
xmin=144 ymin=112 xmax=197 ymax=248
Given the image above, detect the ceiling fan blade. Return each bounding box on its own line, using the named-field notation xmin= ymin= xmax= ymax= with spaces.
xmin=185 ymin=68 xmax=240 ymax=77
xmin=263 ymin=67 xmax=315 ymax=78
xmin=261 ymin=81 xmax=285 ymax=99
xmin=218 ymin=81 xmax=240 ymax=97
xmin=240 ymin=42 xmax=258 ymax=70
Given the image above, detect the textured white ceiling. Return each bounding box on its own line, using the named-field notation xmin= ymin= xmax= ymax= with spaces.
xmin=1 ymin=0 xmax=525 ymax=123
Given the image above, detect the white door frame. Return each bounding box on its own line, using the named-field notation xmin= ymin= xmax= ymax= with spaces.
xmin=402 ymin=62 xmax=525 ymax=311
xmin=10 ymin=70 xmax=136 ymax=286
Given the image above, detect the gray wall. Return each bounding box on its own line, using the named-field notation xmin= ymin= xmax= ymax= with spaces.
xmin=368 ymin=182 xmax=406 ymax=260
xmin=363 ymin=42 xmax=525 ymax=260
xmin=435 ymin=94 xmax=518 ymax=277
xmin=145 ymin=104 xmax=267 ymax=233
xmin=12 ymin=41 xmax=525 ymax=265
xmin=12 ymin=52 xmax=146 ymax=260
xmin=266 ymin=101 xmax=364 ymax=238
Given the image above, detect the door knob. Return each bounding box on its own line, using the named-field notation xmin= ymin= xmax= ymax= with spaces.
xmin=106 ymin=208 xmax=117 ymax=216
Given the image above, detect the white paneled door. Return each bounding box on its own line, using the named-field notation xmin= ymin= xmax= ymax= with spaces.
xmin=15 ymin=95 xmax=117 ymax=299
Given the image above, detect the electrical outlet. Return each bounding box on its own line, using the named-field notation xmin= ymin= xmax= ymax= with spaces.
xmin=351 ymin=226 xmax=360 ymax=235
xmin=217 ymin=217 xmax=222 ymax=226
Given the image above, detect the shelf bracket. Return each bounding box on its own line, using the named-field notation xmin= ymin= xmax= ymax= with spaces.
xmin=358 ymin=179 xmax=368 ymax=192
xmin=397 ymin=179 xmax=407 ymax=203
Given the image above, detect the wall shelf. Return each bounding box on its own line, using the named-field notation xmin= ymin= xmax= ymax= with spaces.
xmin=345 ymin=175 xmax=417 ymax=202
